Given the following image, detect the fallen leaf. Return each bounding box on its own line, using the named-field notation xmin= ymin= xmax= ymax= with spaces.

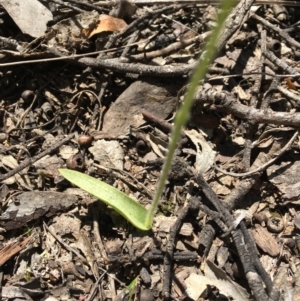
xmin=252 ymin=224 xmax=280 ymax=257
xmin=185 ymin=260 xmax=249 ymax=301
xmin=88 ymin=14 xmax=127 ymax=38
xmin=232 ymin=85 xmax=251 ymax=101
xmin=267 ymin=161 xmax=300 ymax=199
xmin=286 ymin=77 xmax=296 ymax=90
xmin=184 ymin=129 xmax=216 ymax=173
xmin=46 ymin=10 xmax=99 ymax=51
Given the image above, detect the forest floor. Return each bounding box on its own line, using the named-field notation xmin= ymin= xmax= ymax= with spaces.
xmin=0 ymin=0 xmax=300 ymax=300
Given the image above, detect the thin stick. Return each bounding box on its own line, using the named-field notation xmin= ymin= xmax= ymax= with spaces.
xmin=43 ymin=222 xmax=87 ymax=263
xmin=214 ymin=130 xmax=299 ymax=177
xmin=0 ymin=133 xmax=75 ymax=181
xmin=0 ymin=35 xmax=157 ymax=67
xmin=129 ymin=0 xmax=300 ymax=6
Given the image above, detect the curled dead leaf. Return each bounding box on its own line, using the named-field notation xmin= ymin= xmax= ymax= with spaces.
xmin=286 ymin=77 xmax=296 ymax=90
xmin=87 ymin=14 xmax=127 ymax=38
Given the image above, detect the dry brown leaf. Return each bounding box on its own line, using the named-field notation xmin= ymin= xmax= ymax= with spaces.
xmin=267 ymin=161 xmax=300 ymax=199
xmin=252 ymin=224 xmax=280 ymax=257
xmin=88 ymin=15 xmax=127 ymax=38
xmin=210 ymin=181 xmax=231 ymax=196
xmin=232 ymin=85 xmax=251 ymax=101
xmin=286 ymin=77 xmax=296 ymax=90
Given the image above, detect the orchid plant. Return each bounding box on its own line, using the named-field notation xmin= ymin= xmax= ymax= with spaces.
xmin=59 ymin=0 xmax=235 ymax=231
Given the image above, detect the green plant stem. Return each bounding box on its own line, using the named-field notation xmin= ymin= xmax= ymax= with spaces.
xmin=145 ymin=0 xmax=236 ymax=229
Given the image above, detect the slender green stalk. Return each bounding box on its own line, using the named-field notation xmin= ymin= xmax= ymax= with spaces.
xmin=145 ymin=0 xmax=236 ymax=228
xmin=60 ymin=0 xmax=237 ymax=231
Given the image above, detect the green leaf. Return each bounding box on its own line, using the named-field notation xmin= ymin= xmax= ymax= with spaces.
xmin=144 ymin=0 xmax=236 ymax=229
xmin=59 ymin=169 xmax=150 ymax=230
xmin=126 ymin=276 xmax=138 ymax=301
xmin=59 ymin=0 xmax=236 ymax=232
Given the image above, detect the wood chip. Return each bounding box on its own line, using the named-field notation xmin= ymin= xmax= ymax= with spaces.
xmin=252 ymin=224 xmax=280 ymax=257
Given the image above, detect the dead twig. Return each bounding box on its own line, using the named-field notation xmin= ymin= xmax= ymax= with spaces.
xmin=0 ymin=235 xmax=32 ymax=267
xmin=252 ymin=13 xmax=300 ymax=49
xmin=93 ymin=206 xmax=117 ymax=298
xmin=43 ymin=222 xmax=88 ymax=263
xmin=240 ymin=28 xmax=265 ymax=171
xmin=48 ymin=0 xmax=85 ymax=12
xmin=162 ymin=202 xmax=190 ymax=300
xmin=103 ymin=5 xmax=182 ymax=50
xmin=128 ymin=0 xmax=300 ymax=6
xmin=214 ymin=130 xmax=299 ymax=177
xmin=0 ymin=133 xmax=75 ymax=182
xmin=196 ymin=88 xmax=300 ymax=127
xmin=195 ymin=173 xmax=279 ymax=301
xmin=78 ymin=57 xmax=195 ymax=77
xmin=259 ymin=39 xmax=300 ymax=75
xmin=129 ymin=32 xmax=210 ymax=61
xmin=216 ymin=0 xmax=255 ymax=52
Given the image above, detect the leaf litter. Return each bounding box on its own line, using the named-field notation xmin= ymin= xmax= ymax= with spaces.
xmin=0 ymin=0 xmax=300 ymax=300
